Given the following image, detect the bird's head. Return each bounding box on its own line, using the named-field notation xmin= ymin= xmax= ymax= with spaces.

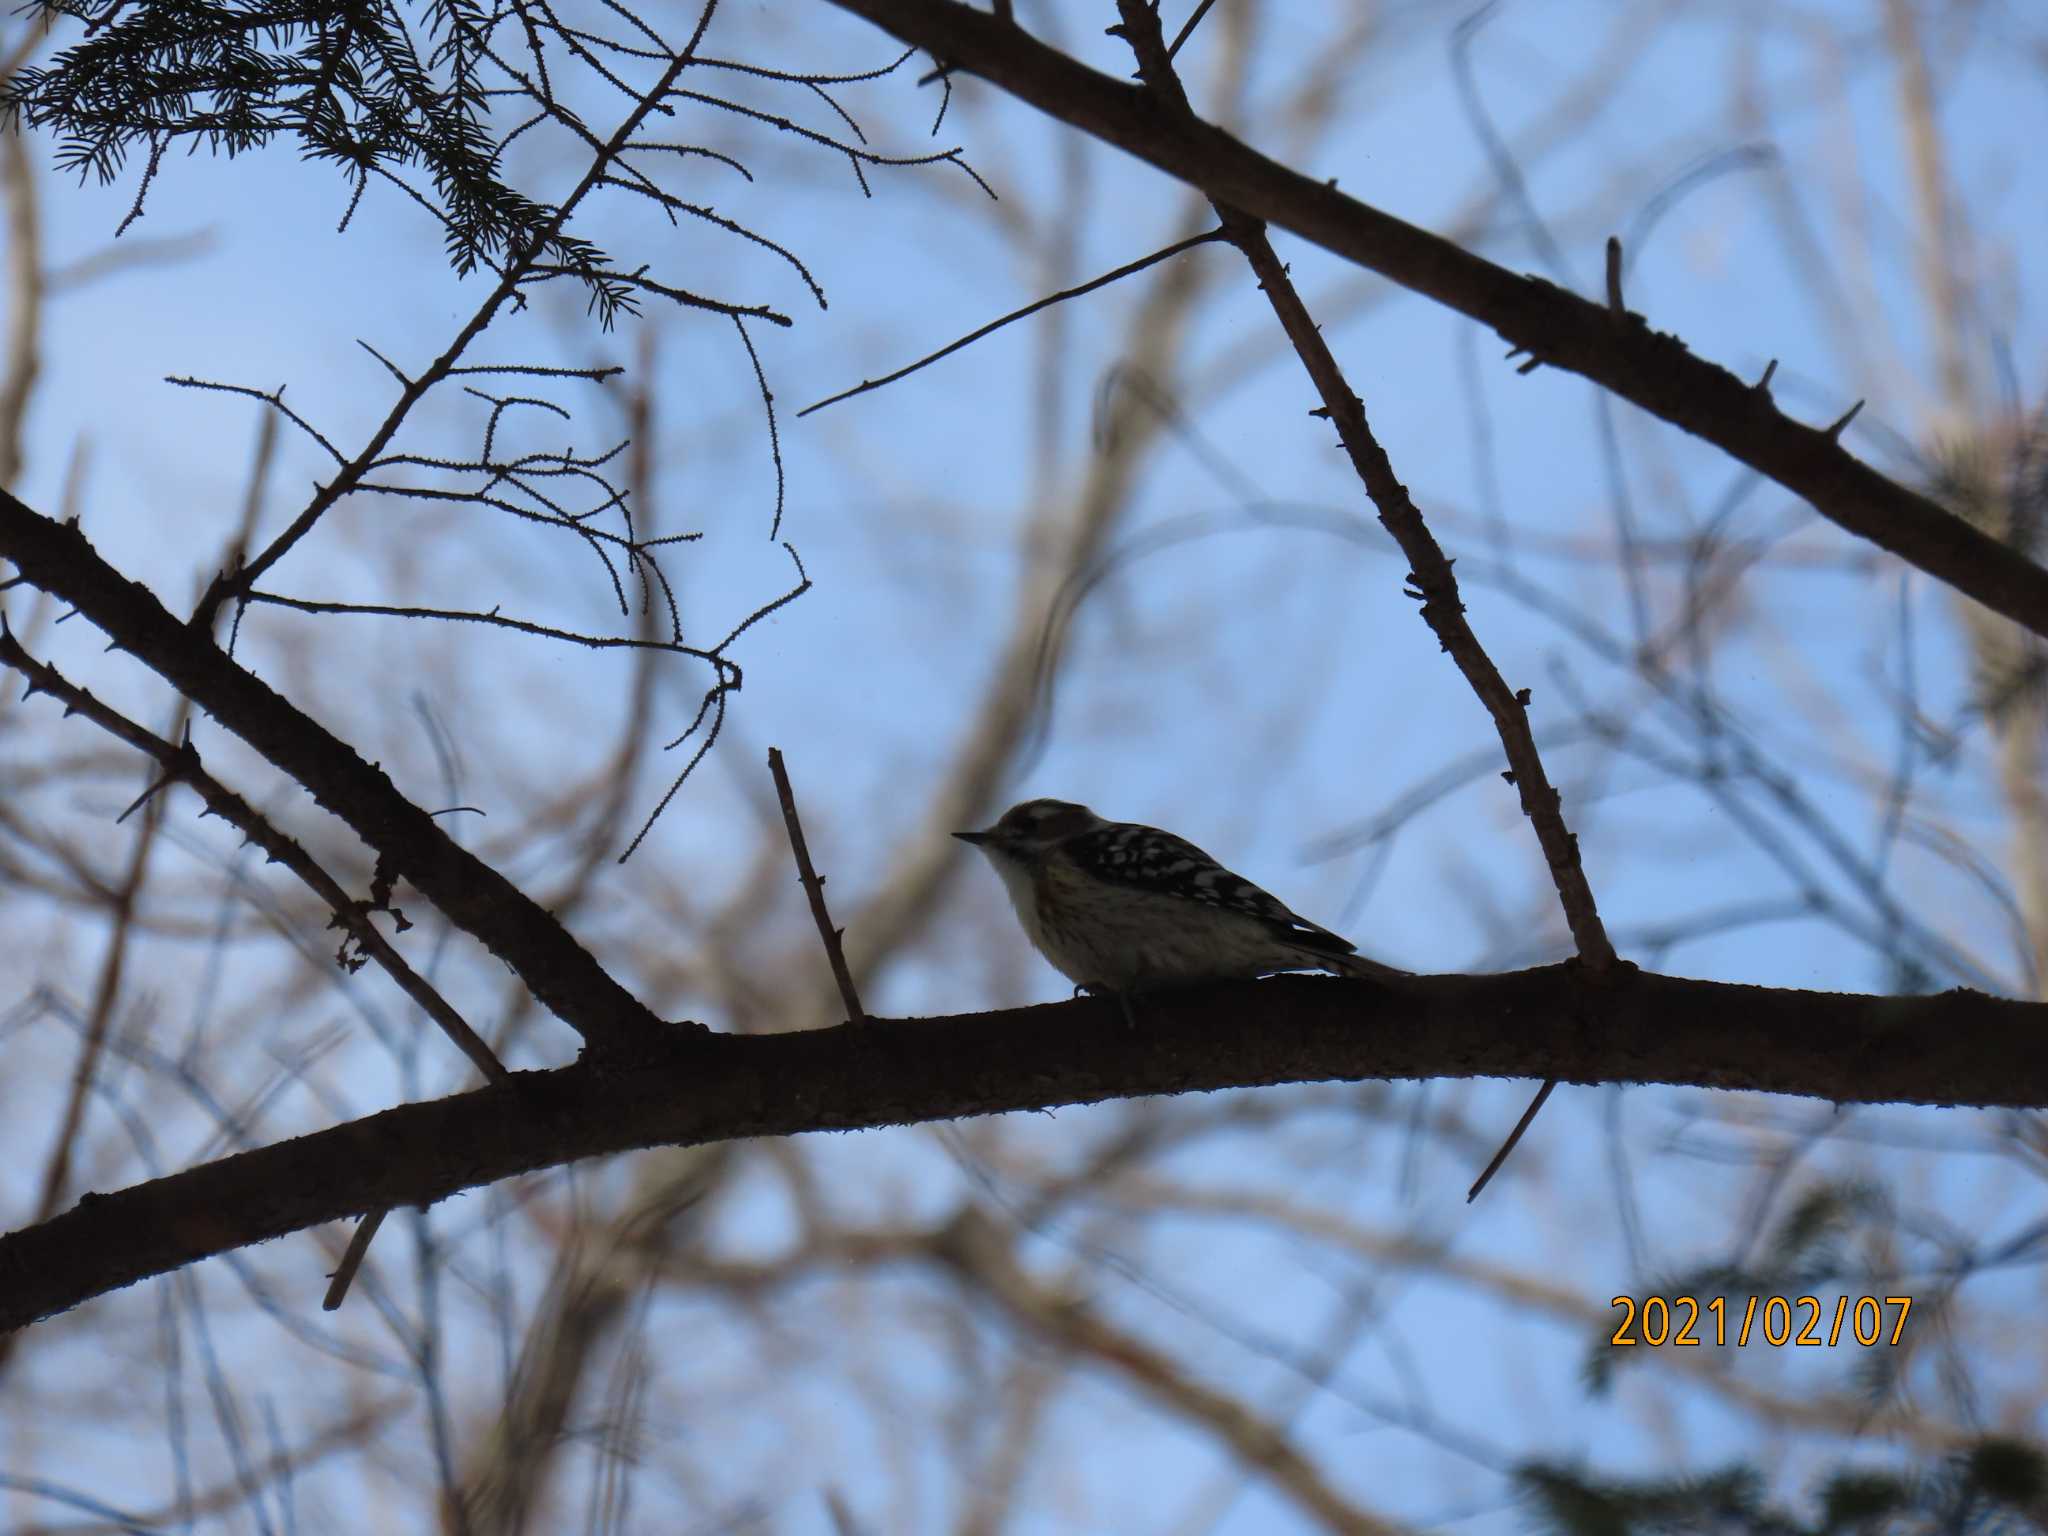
xmin=954 ymin=799 xmax=1100 ymax=861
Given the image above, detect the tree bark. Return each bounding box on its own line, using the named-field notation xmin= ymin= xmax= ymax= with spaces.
xmin=1 ymin=965 xmax=2036 ymax=1333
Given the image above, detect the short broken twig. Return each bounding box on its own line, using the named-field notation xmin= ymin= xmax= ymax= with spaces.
xmin=322 ymin=1208 xmax=388 ymax=1312
xmin=1466 ymin=1079 xmax=1553 ymax=1202
xmin=768 ymin=747 xmax=866 ymax=1023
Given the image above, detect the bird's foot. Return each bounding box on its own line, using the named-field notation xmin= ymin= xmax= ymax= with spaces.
xmin=1076 ymin=982 xmax=1140 ymax=1030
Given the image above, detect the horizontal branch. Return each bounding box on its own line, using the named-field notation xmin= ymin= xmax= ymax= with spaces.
xmin=0 ymin=493 xmax=671 ymax=1053
xmin=2 ymin=965 xmax=2038 ymax=1333
xmin=819 ymin=0 xmax=2048 ymax=642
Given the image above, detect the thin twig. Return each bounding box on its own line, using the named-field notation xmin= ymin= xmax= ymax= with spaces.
xmin=1464 ymin=1080 xmax=1554 ymax=1202
xmin=243 ymin=590 xmax=730 ymax=673
xmin=798 ymin=228 xmax=1226 ymax=417
xmin=321 ymin=1208 xmax=388 ymax=1311
xmin=1165 ymin=0 xmax=1220 ymax=61
xmin=768 ymin=747 xmax=866 ymax=1023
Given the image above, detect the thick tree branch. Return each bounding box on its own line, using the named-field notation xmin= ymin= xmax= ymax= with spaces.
xmin=1 ymin=966 xmax=2037 ymax=1334
xmin=0 ymin=493 xmax=673 ymax=1054
xmin=818 ymin=0 xmax=2048 ymax=643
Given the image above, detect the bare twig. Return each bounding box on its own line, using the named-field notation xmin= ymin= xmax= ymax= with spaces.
xmin=768 ymin=747 xmax=865 ymax=1023
xmin=0 ymin=484 xmax=711 ymax=1051
xmin=831 ymin=220 xmax=1223 ymax=1005
xmin=242 ymin=591 xmax=729 ymax=671
xmin=320 ymin=1208 xmax=388 ymax=1311
xmin=799 ymin=226 xmax=1227 ymax=417
xmin=1165 ymin=0 xmax=1221 ymax=61
xmin=3 ymin=612 xmax=504 ymax=1315
xmin=11 ymin=428 xmax=278 ymax=1268
xmin=1463 ymin=1080 xmax=1554 ymax=1201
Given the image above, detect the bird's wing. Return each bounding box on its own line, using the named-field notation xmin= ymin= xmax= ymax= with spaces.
xmin=1063 ymin=822 xmax=1357 ymax=956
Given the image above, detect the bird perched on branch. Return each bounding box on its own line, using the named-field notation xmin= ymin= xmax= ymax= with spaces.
xmin=954 ymin=798 xmax=1406 ymax=995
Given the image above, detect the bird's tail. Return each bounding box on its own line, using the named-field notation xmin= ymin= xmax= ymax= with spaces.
xmin=1319 ymin=949 xmax=1409 ymax=983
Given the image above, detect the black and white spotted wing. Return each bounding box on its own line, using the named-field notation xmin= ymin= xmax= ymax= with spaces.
xmin=1060 ymin=820 xmax=1357 ymax=959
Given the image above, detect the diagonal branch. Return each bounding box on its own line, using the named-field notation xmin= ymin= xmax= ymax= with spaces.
xmin=1 ymin=966 xmax=2042 ymax=1334
xmin=0 ymin=625 xmax=506 ymax=1085
xmin=1108 ymin=0 xmax=1607 ymax=1200
xmin=817 ymin=0 xmax=2048 ymax=644
xmin=0 ymin=492 xmax=671 ymax=1054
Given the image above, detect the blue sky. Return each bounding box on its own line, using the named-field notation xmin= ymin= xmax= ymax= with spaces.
xmin=4 ymin=0 xmax=2046 ymax=1530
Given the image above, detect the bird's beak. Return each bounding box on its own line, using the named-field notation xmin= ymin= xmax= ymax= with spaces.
xmin=953 ymin=828 xmax=992 ymax=846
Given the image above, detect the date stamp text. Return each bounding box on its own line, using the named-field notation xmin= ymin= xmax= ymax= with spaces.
xmin=1609 ymin=1294 xmax=1912 ymax=1347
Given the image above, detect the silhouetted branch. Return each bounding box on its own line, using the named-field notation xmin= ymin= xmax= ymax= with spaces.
xmin=1 ymin=964 xmax=2042 ymax=1333
xmin=189 ymin=21 xmax=742 ymax=629
xmin=166 ymin=376 xmax=346 ymax=465
xmin=242 ymin=591 xmax=732 ymax=675
xmin=0 ymin=492 xmax=671 ymax=1054
xmin=319 ymin=1208 xmax=386 ymax=1313
xmin=800 ymin=226 xmax=1227 ymax=417
xmin=820 ymin=0 xmax=2048 ymax=644
xmin=768 ymin=747 xmax=865 ymax=1023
